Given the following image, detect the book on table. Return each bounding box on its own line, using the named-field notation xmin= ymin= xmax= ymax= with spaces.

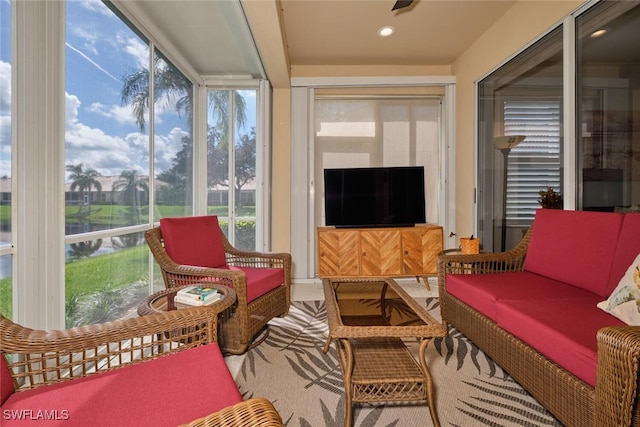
xmin=177 ymin=285 xmax=219 ymax=301
xmin=174 ymin=292 xmax=223 ymax=306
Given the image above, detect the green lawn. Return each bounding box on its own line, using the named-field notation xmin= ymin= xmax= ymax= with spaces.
xmin=0 ymin=245 xmax=149 ymax=322
xmin=0 ymin=204 xmax=257 ymax=321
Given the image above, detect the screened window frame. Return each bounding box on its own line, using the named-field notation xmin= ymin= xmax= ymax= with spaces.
xmin=10 ymin=1 xmax=270 ymax=329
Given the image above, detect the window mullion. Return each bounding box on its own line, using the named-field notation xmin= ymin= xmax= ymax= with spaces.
xmin=13 ymin=0 xmax=66 ymax=329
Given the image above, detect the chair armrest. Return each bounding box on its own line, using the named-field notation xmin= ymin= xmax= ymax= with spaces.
xmin=220 ymin=231 xmax=291 ymax=271
xmin=182 ymin=398 xmax=284 ymax=427
xmin=1 ymin=308 xmax=218 ymax=391
xmin=595 ymin=326 xmax=640 ymax=427
xmin=225 ymin=249 xmax=292 ymax=271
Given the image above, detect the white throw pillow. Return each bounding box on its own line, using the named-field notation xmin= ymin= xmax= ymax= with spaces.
xmin=597 ymin=253 xmax=640 ymax=325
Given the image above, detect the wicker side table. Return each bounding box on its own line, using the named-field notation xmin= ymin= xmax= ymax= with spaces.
xmin=137 ymin=286 xmax=236 ymax=347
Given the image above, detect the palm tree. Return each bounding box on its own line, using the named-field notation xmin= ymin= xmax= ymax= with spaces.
xmin=112 ymin=170 xmax=148 ymax=224
xmin=120 ymin=53 xmax=247 ymax=148
xmin=66 ymin=163 xmax=102 ymax=215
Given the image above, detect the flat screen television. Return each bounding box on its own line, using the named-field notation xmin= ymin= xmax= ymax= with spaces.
xmin=323 ymin=166 xmax=426 ymax=228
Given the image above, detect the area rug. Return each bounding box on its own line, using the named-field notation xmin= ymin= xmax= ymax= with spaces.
xmin=234 ymin=298 xmax=563 ymax=427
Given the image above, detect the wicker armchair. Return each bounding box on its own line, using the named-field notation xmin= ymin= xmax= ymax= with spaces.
xmin=0 ymin=310 xmax=283 ymax=427
xmin=1 ymin=309 xmax=217 ymax=391
xmin=145 ymin=216 xmax=292 ymax=354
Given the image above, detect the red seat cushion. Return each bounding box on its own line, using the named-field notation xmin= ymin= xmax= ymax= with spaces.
xmin=446 ymin=271 xmax=596 ymax=321
xmin=496 ymin=296 xmax=625 ymax=387
xmin=1 ymin=343 xmax=242 ymax=427
xmin=1 ymin=355 xmax=14 ymax=405
xmin=228 ymin=266 xmax=284 ymax=303
xmin=160 ymin=216 xmax=227 ymax=268
xmin=524 ymin=209 xmax=624 ymax=297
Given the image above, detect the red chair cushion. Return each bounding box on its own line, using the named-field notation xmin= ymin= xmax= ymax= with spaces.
xmin=1 ymin=355 xmax=14 ymax=405
xmin=228 ymin=267 xmax=284 ymax=303
xmin=524 ymin=209 xmax=624 ymax=297
xmin=160 ymin=216 xmax=227 ymax=268
xmin=1 ymin=343 xmax=242 ymax=426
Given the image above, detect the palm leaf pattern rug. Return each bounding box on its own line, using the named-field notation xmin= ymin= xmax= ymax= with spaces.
xmin=234 ymin=298 xmax=563 ymax=427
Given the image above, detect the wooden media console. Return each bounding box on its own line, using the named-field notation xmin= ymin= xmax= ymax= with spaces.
xmin=317 ymin=224 xmax=444 ymax=286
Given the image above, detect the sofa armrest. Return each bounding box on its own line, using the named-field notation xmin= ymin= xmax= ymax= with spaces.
xmin=1 ymin=307 xmax=218 ymax=391
xmin=438 ymin=227 xmax=532 ymax=285
xmin=596 ymin=326 xmax=640 ymax=427
xmin=182 ymin=398 xmax=284 ymax=427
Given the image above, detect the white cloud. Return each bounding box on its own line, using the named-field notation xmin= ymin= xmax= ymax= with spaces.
xmin=0 ymin=116 xmax=10 ymax=176
xmin=0 ymin=61 xmax=10 ymax=114
xmin=120 ymin=35 xmax=149 ymax=70
xmin=154 ymin=127 xmax=189 ymax=172
xmin=77 ymin=0 xmax=113 ymax=17
xmin=87 ymin=102 xmax=142 ymax=127
xmin=65 ymin=92 xmax=188 ymax=178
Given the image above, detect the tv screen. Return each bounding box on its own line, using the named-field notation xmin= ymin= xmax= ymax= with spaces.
xmin=323 ymin=166 xmax=426 ymax=228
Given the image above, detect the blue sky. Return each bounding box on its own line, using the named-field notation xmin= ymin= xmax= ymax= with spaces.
xmin=1 ymin=0 xmax=256 ymax=181
xmin=0 ymin=0 xmax=10 ymax=178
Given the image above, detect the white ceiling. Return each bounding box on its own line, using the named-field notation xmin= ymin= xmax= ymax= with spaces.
xmin=279 ymin=0 xmax=515 ymax=66
xmin=119 ymin=0 xmax=518 ymax=83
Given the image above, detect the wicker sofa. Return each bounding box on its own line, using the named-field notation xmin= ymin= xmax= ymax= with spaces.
xmin=0 ymin=308 xmax=283 ymax=427
xmin=438 ymin=209 xmax=640 ymax=427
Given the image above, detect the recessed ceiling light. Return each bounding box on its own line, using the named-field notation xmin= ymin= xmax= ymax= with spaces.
xmin=378 ymin=26 xmax=395 ymax=37
xmin=590 ymin=28 xmax=607 ymax=38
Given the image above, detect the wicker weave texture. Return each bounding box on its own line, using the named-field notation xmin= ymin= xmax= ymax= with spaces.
xmin=145 ymin=226 xmax=292 ymax=354
xmin=182 ymin=398 xmax=284 ymax=427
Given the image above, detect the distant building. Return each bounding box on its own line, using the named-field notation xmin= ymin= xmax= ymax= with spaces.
xmin=0 ymin=176 xmax=256 ymax=207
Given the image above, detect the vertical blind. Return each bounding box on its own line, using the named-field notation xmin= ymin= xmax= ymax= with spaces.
xmin=504 ymin=100 xmax=562 ymax=221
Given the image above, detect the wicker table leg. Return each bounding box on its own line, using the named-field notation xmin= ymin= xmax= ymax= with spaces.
xmin=341 ymin=339 xmax=355 ymax=427
xmin=419 ymin=338 xmax=440 ymax=427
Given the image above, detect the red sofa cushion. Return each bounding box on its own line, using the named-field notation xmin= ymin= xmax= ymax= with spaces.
xmin=228 ymin=266 xmax=284 ymax=303
xmin=496 ymin=296 xmax=625 ymax=387
xmin=1 ymin=343 xmax=242 ymax=427
xmin=606 ymin=213 xmax=640 ymax=296
xmin=524 ymin=209 xmax=624 ymax=297
xmin=446 ymin=271 xmax=596 ymax=321
xmin=160 ymin=215 xmax=227 ymax=268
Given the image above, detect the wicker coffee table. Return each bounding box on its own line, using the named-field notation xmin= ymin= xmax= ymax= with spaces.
xmin=322 ymin=277 xmax=446 ymax=427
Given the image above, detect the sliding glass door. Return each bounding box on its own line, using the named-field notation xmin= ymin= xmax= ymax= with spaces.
xmin=576 ymin=1 xmax=640 ymax=213
xmin=477 ymin=27 xmax=564 ymax=252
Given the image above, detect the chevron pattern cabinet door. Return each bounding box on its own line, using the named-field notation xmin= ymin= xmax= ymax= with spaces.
xmin=402 ymin=226 xmax=443 ymax=275
xmin=360 ymin=230 xmax=402 ymax=276
xmin=317 ymin=229 xmax=360 ymax=276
